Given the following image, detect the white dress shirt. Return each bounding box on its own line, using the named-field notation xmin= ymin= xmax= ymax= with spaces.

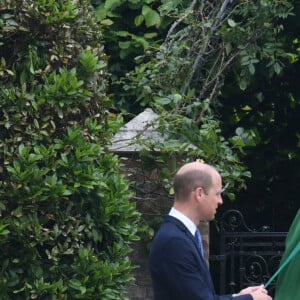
xmin=169 ymin=207 xmax=198 ymax=236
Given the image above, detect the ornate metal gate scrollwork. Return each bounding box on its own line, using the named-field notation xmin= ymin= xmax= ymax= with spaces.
xmin=210 ymin=210 xmax=287 ymax=297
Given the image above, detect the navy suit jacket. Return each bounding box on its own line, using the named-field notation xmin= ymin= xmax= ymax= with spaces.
xmin=149 ymin=215 xmax=252 ymax=300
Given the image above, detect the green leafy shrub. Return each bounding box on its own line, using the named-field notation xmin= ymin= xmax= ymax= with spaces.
xmin=0 ymin=0 xmax=139 ymax=299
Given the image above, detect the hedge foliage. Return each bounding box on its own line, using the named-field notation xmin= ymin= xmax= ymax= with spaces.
xmin=0 ymin=0 xmax=140 ymax=299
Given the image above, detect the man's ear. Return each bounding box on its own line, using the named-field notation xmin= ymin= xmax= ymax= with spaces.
xmin=195 ymin=186 xmax=205 ymax=200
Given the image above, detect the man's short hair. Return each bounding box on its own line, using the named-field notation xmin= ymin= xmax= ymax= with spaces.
xmin=173 ymin=169 xmax=212 ymax=200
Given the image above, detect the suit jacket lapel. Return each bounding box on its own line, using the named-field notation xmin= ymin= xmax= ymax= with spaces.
xmin=164 ymin=215 xmax=207 ymax=262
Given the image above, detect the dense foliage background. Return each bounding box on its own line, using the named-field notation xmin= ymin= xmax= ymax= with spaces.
xmin=218 ymin=2 xmax=300 ymax=229
xmin=0 ymin=0 xmax=139 ymax=299
xmin=93 ymin=0 xmax=299 ymax=229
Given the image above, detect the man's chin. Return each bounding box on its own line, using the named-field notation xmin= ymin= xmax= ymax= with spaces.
xmin=209 ymin=213 xmax=216 ymax=221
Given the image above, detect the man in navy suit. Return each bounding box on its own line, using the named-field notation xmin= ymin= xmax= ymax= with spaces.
xmin=149 ymin=162 xmax=272 ymax=300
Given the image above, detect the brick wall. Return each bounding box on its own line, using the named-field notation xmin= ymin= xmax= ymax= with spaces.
xmin=126 ymin=241 xmax=153 ymax=300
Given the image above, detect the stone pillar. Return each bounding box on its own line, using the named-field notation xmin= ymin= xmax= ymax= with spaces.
xmin=109 ymin=108 xmax=210 ymax=299
xmin=199 ymin=221 xmax=210 ymax=266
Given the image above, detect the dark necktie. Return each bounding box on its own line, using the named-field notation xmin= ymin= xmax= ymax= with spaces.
xmin=195 ymin=228 xmax=204 ymax=257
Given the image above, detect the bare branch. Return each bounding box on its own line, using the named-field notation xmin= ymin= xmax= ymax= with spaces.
xmin=165 ymin=0 xmax=198 ymax=47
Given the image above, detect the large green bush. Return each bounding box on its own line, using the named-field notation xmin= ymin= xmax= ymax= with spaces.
xmin=0 ymin=0 xmax=140 ymax=299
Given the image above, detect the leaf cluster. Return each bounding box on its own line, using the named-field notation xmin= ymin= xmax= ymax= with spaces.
xmin=111 ymin=0 xmax=294 ymax=196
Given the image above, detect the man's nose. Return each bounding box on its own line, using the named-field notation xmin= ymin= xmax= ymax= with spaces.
xmin=218 ymin=196 xmax=223 ymax=205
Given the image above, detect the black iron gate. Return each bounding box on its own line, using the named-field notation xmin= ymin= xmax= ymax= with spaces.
xmin=210 ymin=210 xmax=287 ymax=297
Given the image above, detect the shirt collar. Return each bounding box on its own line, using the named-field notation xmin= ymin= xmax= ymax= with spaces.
xmin=169 ymin=207 xmax=197 ymax=236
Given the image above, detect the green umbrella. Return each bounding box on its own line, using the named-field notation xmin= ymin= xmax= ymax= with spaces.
xmin=273 ymin=210 xmax=300 ymax=300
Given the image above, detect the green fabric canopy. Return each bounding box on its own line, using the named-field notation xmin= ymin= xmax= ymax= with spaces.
xmin=274 ymin=209 xmax=300 ymax=300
